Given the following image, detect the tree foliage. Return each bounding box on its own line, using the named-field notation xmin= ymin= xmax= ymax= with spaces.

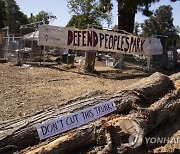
xmin=117 ymin=0 xmax=178 ymax=33
xmin=29 ymin=11 xmax=57 ymax=25
xmin=1 ymin=1 xmax=57 ymax=34
xmin=3 ymin=0 xmax=28 ymax=33
xmin=0 ymin=0 xmax=6 ymax=29
xmin=66 ymin=14 xmax=102 ymax=29
xmin=67 ymin=0 xmax=113 ymax=29
xmin=141 ymin=5 xmax=179 ymax=46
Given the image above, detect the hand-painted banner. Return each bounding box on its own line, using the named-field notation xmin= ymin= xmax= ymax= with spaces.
xmin=36 ymin=100 xmax=117 ymax=140
xmin=38 ymin=25 xmax=162 ymax=55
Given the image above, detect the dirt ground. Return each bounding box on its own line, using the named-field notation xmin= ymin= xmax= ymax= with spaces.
xmin=0 ymin=63 xmax=142 ymax=121
xmin=0 ymin=62 xmax=180 ymax=153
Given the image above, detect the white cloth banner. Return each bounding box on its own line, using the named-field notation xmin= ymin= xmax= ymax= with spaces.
xmin=38 ymin=25 xmax=163 ymax=55
xmin=36 ymin=100 xmax=116 ymax=140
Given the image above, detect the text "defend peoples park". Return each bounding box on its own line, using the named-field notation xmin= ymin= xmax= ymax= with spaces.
xmin=67 ymin=29 xmax=145 ymax=54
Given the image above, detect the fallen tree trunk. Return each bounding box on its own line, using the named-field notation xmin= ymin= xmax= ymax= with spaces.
xmin=140 ymin=116 xmax=180 ymax=154
xmin=170 ymin=72 xmax=180 ymax=81
xmin=114 ymin=90 xmax=180 ymax=153
xmin=23 ymin=90 xmax=180 ymax=154
xmin=170 ymin=72 xmax=180 ymax=90
xmin=0 ymin=72 xmax=173 ymax=153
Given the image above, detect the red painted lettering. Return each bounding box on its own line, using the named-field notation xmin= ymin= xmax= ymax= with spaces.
xmin=67 ymin=30 xmax=73 ymax=45
xmin=93 ymin=31 xmax=98 ymax=47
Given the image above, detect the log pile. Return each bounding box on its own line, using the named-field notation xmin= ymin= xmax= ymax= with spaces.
xmin=0 ymin=72 xmax=180 ymax=154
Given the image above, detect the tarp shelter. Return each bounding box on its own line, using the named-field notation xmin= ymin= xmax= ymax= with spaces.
xmin=23 ymin=31 xmax=39 ymax=41
xmin=144 ymin=37 xmax=163 ymax=56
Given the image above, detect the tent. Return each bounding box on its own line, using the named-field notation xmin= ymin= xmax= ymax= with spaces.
xmin=23 ymin=31 xmax=39 ymax=41
xmin=144 ymin=37 xmax=163 ymax=55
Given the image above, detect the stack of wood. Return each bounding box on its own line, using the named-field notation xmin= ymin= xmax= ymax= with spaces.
xmin=0 ymin=72 xmax=180 ymax=154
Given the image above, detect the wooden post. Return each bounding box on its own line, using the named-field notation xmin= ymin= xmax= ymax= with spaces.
xmin=0 ymin=33 xmax=3 ymax=58
xmin=43 ymin=46 xmax=45 ymax=66
xmin=84 ymin=51 xmax=96 ymax=73
xmin=160 ymin=36 xmax=168 ymax=69
xmin=172 ymin=39 xmax=178 ymax=66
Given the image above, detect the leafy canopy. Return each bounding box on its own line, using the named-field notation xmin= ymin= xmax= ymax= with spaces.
xmin=118 ymin=0 xmax=178 ymax=16
xmin=117 ymin=0 xmax=179 ymax=33
xmin=0 ymin=0 xmax=6 ymax=29
xmin=29 ymin=11 xmax=57 ymax=25
xmin=141 ymin=5 xmax=179 ymax=46
xmin=67 ymin=0 xmax=113 ymax=29
xmin=3 ymin=0 xmax=28 ymax=33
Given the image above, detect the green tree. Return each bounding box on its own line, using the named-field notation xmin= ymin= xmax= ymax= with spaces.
xmin=117 ymin=0 xmax=178 ymax=33
xmin=67 ymin=0 xmax=113 ymax=29
xmin=4 ymin=0 xmax=28 ymax=33
xmin=141 ymin=5 xmax=179 ymax=46
xmin=0 ymin=0 xmax=6 ymax=29
xmin=29 ymin=11 xmax=57 ymax=24
xmin=66 ymin=14 xmax=101 ymax=29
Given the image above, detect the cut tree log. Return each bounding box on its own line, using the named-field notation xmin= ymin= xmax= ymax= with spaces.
xmin=23 ymin=73 xmax=180 ymax=154
xmin=24 ymin=90 xmax=180 ymax=154
xmin=170 ymin=72 xmax=180 ymax=90
xmin=141 ymin=116 xmax=180 ymax=154
xmin=170 ymin=72 xmax=180 ymax=81
xmin=0 ymin=72 xmax=174 ymax=153
xmin=111 ymin=90 xmax=180 ymax=154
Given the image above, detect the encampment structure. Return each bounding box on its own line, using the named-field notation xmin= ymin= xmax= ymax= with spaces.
xmin=1 ymin=24 xmax=178 ymax=71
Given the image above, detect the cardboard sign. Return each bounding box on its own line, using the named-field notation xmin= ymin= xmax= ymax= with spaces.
xmin=36 ymin=100 xmax=116 ymax=140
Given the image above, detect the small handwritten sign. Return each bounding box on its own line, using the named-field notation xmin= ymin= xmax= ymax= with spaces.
xmin=36 ymin=100 xmax=116 ymax=140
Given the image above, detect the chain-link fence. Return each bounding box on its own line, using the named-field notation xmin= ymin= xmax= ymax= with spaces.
xmin=0 ymin=25 xmax=178 ymax=73
xmin=0 ymin=35 xmax=20 ymax=62
xmin=0 ymin=29 xmax=45 ymax=65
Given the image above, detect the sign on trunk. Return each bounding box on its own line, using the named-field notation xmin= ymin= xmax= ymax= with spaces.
xmin=36 ymin=100 xmax=117 ymax=140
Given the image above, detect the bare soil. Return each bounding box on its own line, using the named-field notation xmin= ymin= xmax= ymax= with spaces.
xmin=0 ymin=63 xmax=141 ymax=121
xmin=0 ymin=62 xmax=180 ymax=153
